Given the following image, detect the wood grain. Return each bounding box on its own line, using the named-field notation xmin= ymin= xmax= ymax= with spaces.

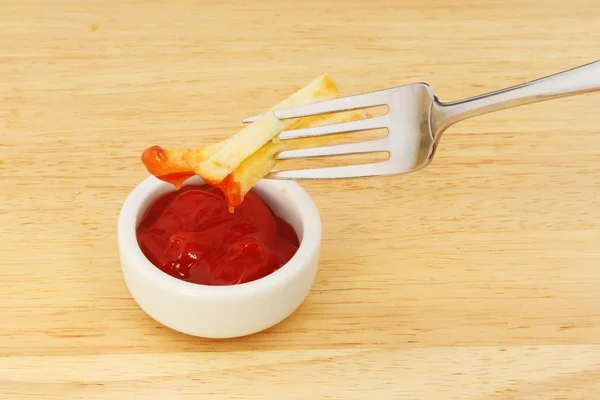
xmin=1 ymin=0 xmax=600 ymax=398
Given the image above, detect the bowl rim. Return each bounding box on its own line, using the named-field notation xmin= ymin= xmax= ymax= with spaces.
xmin=117 ymin=175 xmax=321 ymax=299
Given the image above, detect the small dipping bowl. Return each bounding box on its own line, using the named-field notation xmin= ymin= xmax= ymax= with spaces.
xmin=117 ymin=176 xmax=321 ymax=338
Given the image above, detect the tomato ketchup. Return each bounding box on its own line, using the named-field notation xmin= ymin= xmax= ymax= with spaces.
xmin=136 ymin=185 xmax=299 ymax=286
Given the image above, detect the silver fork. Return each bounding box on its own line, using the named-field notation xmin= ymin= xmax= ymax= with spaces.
xmin=243 ymin=61 xmax=600 ymax=180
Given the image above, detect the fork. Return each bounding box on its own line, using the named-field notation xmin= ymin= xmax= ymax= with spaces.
xmin=242 ymin=60 xmax=600 ymax=180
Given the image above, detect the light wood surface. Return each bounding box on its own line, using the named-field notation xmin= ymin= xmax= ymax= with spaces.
xmin=2 ymin=0 xmax=600 ymax=398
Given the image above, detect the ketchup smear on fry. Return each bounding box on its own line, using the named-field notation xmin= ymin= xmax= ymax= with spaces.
xmin=136 ymin=185 xmax=299 ymax=286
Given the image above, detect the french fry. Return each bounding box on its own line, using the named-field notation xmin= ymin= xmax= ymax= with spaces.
xmin=194 ymin=73 xmax=339 ymax=184
xmin=140 ymin=74 xmax=372 ymax=211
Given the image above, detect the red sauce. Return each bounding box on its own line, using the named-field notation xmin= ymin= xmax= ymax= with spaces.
xmin=155 ymin=172 xmax=195 ymax=190
xmin=136 ymin=184 xmax=299 ymax=286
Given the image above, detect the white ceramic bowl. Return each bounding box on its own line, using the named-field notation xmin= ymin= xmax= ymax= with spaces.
xmin=117 ymin=175 xmax=321 ymax=338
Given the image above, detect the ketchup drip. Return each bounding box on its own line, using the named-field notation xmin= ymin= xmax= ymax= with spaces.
xmin=136 ymin=185 xmax=299 ymax=286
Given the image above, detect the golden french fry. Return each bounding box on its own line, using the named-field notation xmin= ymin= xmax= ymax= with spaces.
xmin=140 ymin=74 xmax=372 ymax=210
xmin=194 ymin=73 xmax=339 ymax=184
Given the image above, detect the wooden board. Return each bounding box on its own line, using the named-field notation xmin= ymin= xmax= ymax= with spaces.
xmin=1 ymin=0 xmax=599 ymax=398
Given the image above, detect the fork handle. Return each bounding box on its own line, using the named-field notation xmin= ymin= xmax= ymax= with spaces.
xmin=433 ymin=60 xmax=600 ymax=133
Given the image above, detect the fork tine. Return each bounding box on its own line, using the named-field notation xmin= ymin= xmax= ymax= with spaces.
xmin=241 ymin=89 xmax=391 ymax=124
xmin=276 ymin=138 xmax=389 ymax=160
xmin=278 ymin=115 xmax=388 ymax=140
xmin=273 ymin=89 xmax=392 ymax=120
xmin=242 ymin=113 xmax=263 ymax=123
xmin=266 ymin=162 xmax=397 ymax=180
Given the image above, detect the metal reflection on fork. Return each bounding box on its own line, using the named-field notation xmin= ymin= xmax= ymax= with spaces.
xmin=242 ymin=60 xmax=600 ymax=180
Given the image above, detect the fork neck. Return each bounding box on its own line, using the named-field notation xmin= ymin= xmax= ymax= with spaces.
xmin=430 ymin=60 xmax=600 ymax=136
